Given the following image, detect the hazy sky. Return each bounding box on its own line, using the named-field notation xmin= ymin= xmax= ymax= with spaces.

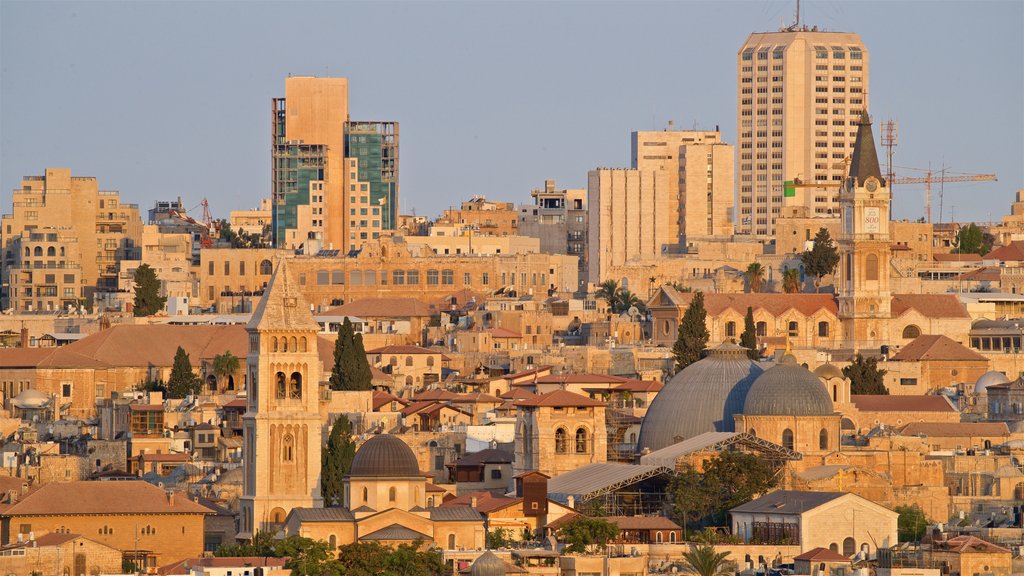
xmin=1 ymin=1 xmax=1021 ymax=224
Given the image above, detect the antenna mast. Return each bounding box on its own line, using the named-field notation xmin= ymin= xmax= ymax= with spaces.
xmin=881 ymin=119 xmax=898 ymax=189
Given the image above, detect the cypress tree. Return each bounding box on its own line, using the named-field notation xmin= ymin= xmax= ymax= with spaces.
xmin=167 ymin=346 xmax=200 ymax=398
xmin=352 ymin=332 xmax=373 ymax=391
xmin=132 ymin=263 xmax=167 ymax=317
xmin=739 ymin=306 xmax=759 ymax=360
xmin=329 ymin=318 xmax=355 ymax=391
xmin=672 ymin=291 xmax=709 ymax=372
xmin=321 ymin=414 xmax=356 ymax=506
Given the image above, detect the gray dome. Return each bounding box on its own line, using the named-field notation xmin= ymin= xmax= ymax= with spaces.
xmin=974 ymin=371 xmax=1009 ymax=395
xmin=349 ymin=434 xmax=421 ymax=477
xmin=471 ymin=551 xmax=506 ymax=576
xmin=12 ymin=389 xmax=48 ymax=409
xmin=743 ymin=359 xmax=834 ymax=417
xmin=637 ymin=343 xmax=763 ymax=453
xmin=814 ymin=363 xmax=845 ymax=381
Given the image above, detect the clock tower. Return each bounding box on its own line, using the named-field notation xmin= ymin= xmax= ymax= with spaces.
xmin=838 ymin=111 xmax=891 ymax=351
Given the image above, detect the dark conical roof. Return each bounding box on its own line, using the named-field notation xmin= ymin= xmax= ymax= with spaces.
xmin=849 ymin=110 xmax=885 ymax=186
xmin=349 ymin=434 xmax=422 ymax=477
xmin=470 ymin=551 xmax=507 ymax=576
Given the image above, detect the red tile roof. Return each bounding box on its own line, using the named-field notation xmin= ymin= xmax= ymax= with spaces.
xmin=661 ymin=290 xmax=839 ymax=316
xmin=890 ymin=294 xmax=970 ymax=319
xmin=794 ymin=547 xmax=851 ymax=562
xmin=515 ymin=389 xmax=605 ymax=408
xmin=325 ymin=298 xmax=434 ymax=317
xmin=535 ymin=373 xmax=630 ymax=385
xmin=611 ymin=380 xmax=663 ymax=393
xmin=367 ymin=344 xmax=446 ymax=355
xmin=488 ymin=327 xmax=523 ymax=339
xmin=500 ymin=389 xmax=537 ymax=400
xmin=440 ymin=491 xmax=520 ymax=514
xmin=984 ymin=241 xmax=1024 ymax=262
xmin=936 ymin=535 xmax=1011 ymax=554
xmin=890 ymin=335 xmax=987 ymax=362
xmin=3 ymin=481 xmax=212 ymax=516
xmin=372 ymin=391 xmax=407 ymax=411
xmin=934 ymin=253 xmax=983 ymax=262
xmin=850 ymin=395 xmax=956 ymax=412
xmin=604 ymin=515 xmax=682 ymax=530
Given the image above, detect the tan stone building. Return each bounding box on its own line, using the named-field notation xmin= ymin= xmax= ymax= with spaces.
xmin=435 ymin=196 xmax=519 ymax=237
xmin=514 ymin=390 xmax=607 ymax=478
xmin=1 ymin=167 xmax=143 ymax=311
xmin=0 ymin=532 xmax=122 ymax=576
xmin=0 ymin=480 xmax=210 ymax=570
xmin=239 ymin=260 xmax=324 ymax=537
xmin=587 ymin=168 xmax=670 ymax=284
xmin=737 ymin=29 xmax=869 ymax=236
xmin=230 ymin=197 xmax=273 ymax=236
xmin=518 ymin=180 xmax=588 ymax=289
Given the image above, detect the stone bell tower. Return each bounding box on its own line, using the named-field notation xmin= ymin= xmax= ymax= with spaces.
xmin=238 ymin=259 xmax=323 ymax=537
xmin=838 ymin=111 xmax=892 ymax=351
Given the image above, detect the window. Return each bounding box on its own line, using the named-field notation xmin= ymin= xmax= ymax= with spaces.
xmin=392 ymin=270 xmax=405 ymax=285
xmin=819 ymin=428 xmax=829 ymax=450
xmin=441 ymin=270 xmax=454 ymax=285
xmin=491 ymin=469 xmax=502 ymax=480
xmin=865 ymin=254 xmax=878 ymax=281
xmin=427 ymin=270 xmax=439 ymax=285
xmin=782 ymin=429 xmax=794 ymax=450
xmin=575 ymin=428 xmax=588 ymax=453
xmin=725 ymin=321 xmax=736 ymax=337
xmin=555 ymin=428 xmax=567 ymax=454
xmin=331 ymin=270 xmax=345 ymax=285
xmin=407 ymin=270 xmax=419 ymax=285
xmin=818 ymin=322 xmax=829 ymax=337
xmin=902 ymin=325 xmax=921 ymax=339
xmin=756 ymin=321 xmax=767 ymax=337
xmin=316 ymin=270 xmax=329 ymax=285
xmin=282 ymin=434 xmax=294 ymax=462
xmin=62 ymin=383 xmax=72 ymax=398
xmin=275 ymin=372 xmax=286 ymax=399
xmin=389 ymin=487 xmax=397 ymax=502
xmin=788 ymin=321 xmax=798 ymax=337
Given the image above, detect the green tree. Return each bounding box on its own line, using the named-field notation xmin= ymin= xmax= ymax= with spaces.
xmin=615 ymin=289 xmax=647 ymax=316
xmin=558 ymin=516 xmax=620 ymax=554
xmin=486 ymin=526 xmax=512 ymax=549
xmin=596 ymin=279 xmax=620 ymax=312
xmin=953 ymin=223 xmax=993 ymax=256
xmin=217 ymin=534 xmax=338 ymax=576
xmin=673 ymin=292 xmax=709 ymax=372
xmin=739 ymin=306 xmax=759 ymax=360
xmin=801 ymin=227 xmax=841 ymax=292
xmin=745 ymin=262 xmax=766 ymax=293
xmin=321 ymin=415 xmax=357 ymax=507
xmin=681 ymin=544 xmax=733 ymax=576
xmin=329 ymin=318 xmax=373 ymax=391
xmin=212 ymin=351 xmax=240 ymax=391
xmin=670 ymin=451 xmax=780 ymax=532
xmin=132 ymin=263 xmax=166 ymax=317
xmin=843 ymin=354 xmax=889 ymax=395
xmin=167 ymin=346 xmax=201 ymax=398
xmin=334 ymin=541 xmax=445 ymax=576
xmin=895 ymin=504 xmax=930 ymax=542
xmin=782 ymin=268 xmax=801 ymax=294
xmin=215 ymin=531 xmax=279 ymax=556
xmin=352 ymin=332 xmax=374 ymax=388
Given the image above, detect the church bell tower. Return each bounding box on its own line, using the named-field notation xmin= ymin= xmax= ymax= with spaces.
xmin=239 ymin=259 xmax=323 ymax=538
xmin=838 ymin=111 xmax=892 ymax=351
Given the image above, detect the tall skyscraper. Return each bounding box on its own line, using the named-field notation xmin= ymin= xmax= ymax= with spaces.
xmin=271 ymin=77 xmax=399 ymax=252
xmin=736 ymin=29 xmax=869 ymax=238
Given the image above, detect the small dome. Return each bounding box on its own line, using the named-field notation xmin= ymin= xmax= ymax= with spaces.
xmin=974 ymin=371 xmax=1009 ymax=395
xmin=470 ymin=551 xmax=507 ymax=576
xmin=637 ymin=343 xmax=763 ymax=453
xmin=12 ymin=389 xmax=48 ymax=410
xmin=743 ymin=362 xmax=834 ymax=416
xmin=349 ymin=434 xmax=421 ymax=477
xmin=814 ymin=363 xmax=845 ymax=381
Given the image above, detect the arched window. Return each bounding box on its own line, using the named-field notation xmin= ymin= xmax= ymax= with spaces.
xmin=59 ymin=246 xmax=65 ymax=257
xmin=448 ymin=533 xmax=456 ymax=549
xmin=656 ymin=531 xmax=663 ymax=543
xmin=260 ymin=260 xmax=273 ymax=275
xmin=390 ymin=356 xmax=398 ymax=367
xmin=818 ymin=321 xmax=829 ymax=337
xmin=289 ymin=372 xmax=302 ymax=399
xmin=33 ymin=246 xmax=42 ymax=256
xmin=756 ymin=321 xmax=767 ymax=337
xmin=842 ymin=537 xmax=856 ymax=556
xmin=282 ymin=434 xmax=294 ymax=462
xmin=290 ymin=337 xmax=297 ymax=352
xmin=575 ymin=428 xmax=588 ymax=453
xmin=389 ymin=486 xmax=397 ymax=502
xmin=299 ymin=337 xmax=307 ymax=352
xmin=726 ymin=321 xmax=737 ymax=337
xmin=819 ymin=428 xmax=829 ymax=450
xmin=275 ymin=372 xmax=287 ymax=399
xmin=206 ymin=374 xmax=217 ymax=391
xmin=271 ymin=508 xmax=286 ymax=525
xmin=282 ymin=338 xmax=288 ymax=352
xmin=329 ymin=534 xmax=337 ymax=549
xmin=902 ymin=325 xmax=921 ymax=339
xmin=362 ymin=487 xmax=368 ymax=503
xmin=865 ymin=254 xmax=879 ymax=281
xmin=405 ymin=356 xmax=414 ymax=367
xmin=426 ymin=356 xmax=435 ymax=368
xmin=669 ymin=531 xmax=677 ymax=543
xmin=782 ymin=428 xmax=794 ymax=450
xmin=46 ymin=246 xmax=56 ymax=257
xmin=555 ymin=428 xmax=568 ymax=453
xmin=272 ymin=337 xmax=278 ymax=352
xmin=788 ymin=321 xmax=799 ymax=336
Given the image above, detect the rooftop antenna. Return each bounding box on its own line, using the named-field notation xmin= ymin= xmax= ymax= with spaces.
xmin=795 ymin=0 xmax=801 ymax=29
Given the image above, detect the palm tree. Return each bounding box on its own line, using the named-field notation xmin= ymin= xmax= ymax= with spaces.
xmin=615 ymin=289 xmax=647 ymax=317
xmin=212 ymin=351 xmax=240 ymax=391
xmin=596 ymin=279 xmax=619 ymax=309
xmin=782 ymin=268 xmax=801 ymax=294
xmin=745 ymin=262 xmax=766 ymax=293
xmin=682 ymin=544 xmax=731 ymax=576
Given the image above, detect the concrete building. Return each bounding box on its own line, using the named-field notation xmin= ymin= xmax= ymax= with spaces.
xmin=736 ymin=29 xmax=868 ymax=237
xmin=1 ymin=168 xmax=143 ymax=311
xmin=518 ymin=180 xmax=588 ymax=291
xmin=230 ymin=198 xmax=273 ymax=236
xmin=436 ymin=197 xmax=519 ymax=237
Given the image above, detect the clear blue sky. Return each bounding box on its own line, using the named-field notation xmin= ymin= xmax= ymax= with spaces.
xmin=1 ymin=1 xmax=1021 ymax=224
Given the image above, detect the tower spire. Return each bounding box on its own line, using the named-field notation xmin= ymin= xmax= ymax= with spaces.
xmin=848 ymin=110 xmax=885 ymax=187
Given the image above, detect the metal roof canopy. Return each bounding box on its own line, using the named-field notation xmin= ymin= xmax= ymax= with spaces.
xmin=547 ymin=463 xmax=673 ymax=504
xmin=639 ymin=431 xmax=802 ymax=468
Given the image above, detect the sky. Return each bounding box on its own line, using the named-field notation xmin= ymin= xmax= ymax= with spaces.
xmin=1 ymin=0 xmax=1022 ymax=225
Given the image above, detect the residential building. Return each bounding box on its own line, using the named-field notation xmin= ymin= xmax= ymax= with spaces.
xmin=1 ymin=167 xmax=143 ymax=311
xmin=518 ymin=180 xmax=588 ymax=289
xmin=0 ymin=532 xmax=122 ymax=576
xmin=230 ymin=198 xmax=273 ymax=236
xmin=345 ymin=121 xmax=399 ymax=232
xmin=736 ymin=29 xmax=868 ymax=236
xmin=435 ymin=196 xmax=518 ymax=237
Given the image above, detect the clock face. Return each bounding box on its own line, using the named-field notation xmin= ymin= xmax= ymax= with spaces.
xmin=866 ymin=179 xmax=878 ymax=192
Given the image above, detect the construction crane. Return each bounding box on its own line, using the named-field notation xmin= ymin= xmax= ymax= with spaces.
xmin=891 ymin=169 xmax=997 ymax=224
xmin=169 ymin=198 xmax=221 ymax=248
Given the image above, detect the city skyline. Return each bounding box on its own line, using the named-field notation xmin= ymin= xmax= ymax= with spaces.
xmin=1 ymin=1 xmax=1021 ymax=225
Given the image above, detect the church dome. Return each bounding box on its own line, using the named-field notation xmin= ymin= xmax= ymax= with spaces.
xmin=637 ymin=343 xmax=763 ymax=453
xmin=12 ymin=389 xmax=48 ymax=410
xmin=349 ymin=434 xmax=422 ymax=477
xmin=814 ymin=363 xmax=845 ymax=381
xmin=470 ymin=551 xmax=507 ymax=576
xmin=743 ymin=357 xmax=834 ymax=417
xmin=974 ymin=371 xmax=1009 ymax=395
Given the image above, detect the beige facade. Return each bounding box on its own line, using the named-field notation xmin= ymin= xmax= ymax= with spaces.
xmin=435 ymin=197 xmax=519 ymax=236
xmin=514 ymin=391 xmax=607 ymax=478
xmin=587 ymin=168 xmax=671 ymax=284
xmin=518 ymin=180 xmax=589 ymax=289
xmin=737 ymin=31 xmax=868 ymax=236
xmin=118 ymin=224 xmax=196 ymax=309
xmin=1 ymin=168 xmax=143 ymax=311
xmin=0 ymin=533 xmax=122 ymax=576
xmin=230 ymin=197 xmax=272 ymax=236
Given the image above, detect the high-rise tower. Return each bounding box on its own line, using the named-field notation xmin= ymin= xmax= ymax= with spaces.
xmin=736 ymin=29 xmax=869 ymax=238
xmin=238 ymin=259 xmax=323 ymax=537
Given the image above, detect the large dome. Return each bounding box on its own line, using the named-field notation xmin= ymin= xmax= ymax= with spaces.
xmin=814 ymin=363 xmax=845 ymax=381
xmin=974 ymin=371 xmax=1009 ymax=395
xmin=12 ymin=389 xmax=48 ymax=410
xmin=470 ymin=551 xmax=507 ymax=576
xmin=349 ymin=434 xmax=421 ymax=477
xmin=743 ymin=358 xmax=834 ymax=416
xmin=637 ymin=343 xmax=763 ymax=453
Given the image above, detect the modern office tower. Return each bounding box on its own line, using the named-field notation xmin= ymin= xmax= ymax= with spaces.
xmin=631 ymin=129 xmax=734 ymax=248
xmin=587 ymin=168 xmax=670 ymax=285
xmin=271 ymin=77 xmax=399 ymax=253
xmin=0 ymin=168 xmax=142 ymax=312
xmin=736 ymin=29 xmax=869 ymax=237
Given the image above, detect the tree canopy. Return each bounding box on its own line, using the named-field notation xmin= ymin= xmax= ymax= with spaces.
xmin=745 ymin=262 xmax=766 ymax=293
xmin=739 ymin=306 xmax=758 ymax=360
xmin=212 ymin=351 xmax=240 ymax=390
xmin=843 ymin=354 xmax=889 ymax=395
xmin=682 ymin=544 xmax=734 ymax=576
xmin=801 ymin=227 xmax=840 ymax=292
xmin=953 ymin=223 xmax=994 ymax=256
xmin=329 ymin=318 xmax=373 ymax=391
xmin=167 ymin=346 xmax=201 ymax=398
xmin=669 ymin=450 xmax=780 ymax=532
xmin=782 ymin=268 xmax=801 ymax=294
xmin=321 ymin=414 xmax=357 ymax=506
xmin=673 ymin=291 xmax=709 ymax=372
xmin=596 ymin=279 xmax=648 ymax=316
xmin=558 ymin=516 xmax=620 ymax=554
xmin=132 ymin=263 xmax=166 ymax=317
xmin=895 ymin=504 xmax=930 ymax=542
xmin=217 ymin=535 xmax=444 ymax=576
